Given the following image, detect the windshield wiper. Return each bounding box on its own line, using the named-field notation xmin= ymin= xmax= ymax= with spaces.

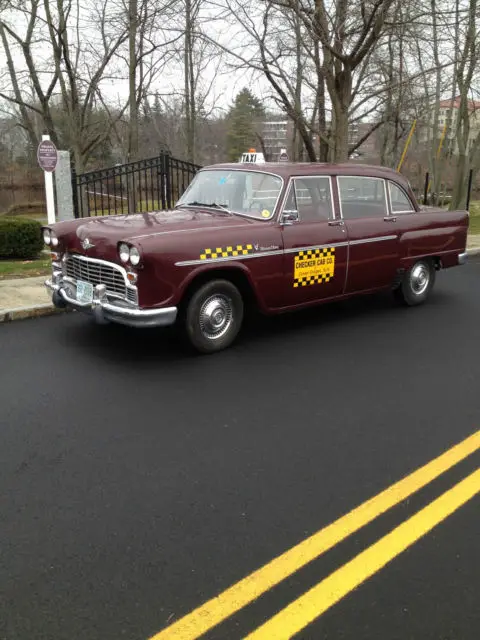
xmin=177 ymin=201 xmax=233 ymax=214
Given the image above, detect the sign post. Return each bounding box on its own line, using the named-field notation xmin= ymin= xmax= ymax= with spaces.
xmin=37 ymin=135 xmax=58 ymax=224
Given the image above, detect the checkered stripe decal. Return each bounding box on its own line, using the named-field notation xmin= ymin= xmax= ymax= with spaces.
xmin=293 ymin=247 xmax=335 ymax=288
xmin=200 ymin=244 xmax=254 ymax=260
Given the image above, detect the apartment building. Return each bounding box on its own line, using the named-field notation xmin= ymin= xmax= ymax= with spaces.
xmin=420 ymin=96 xmax=480 ymax=154
xmin=261 ymin=120 xmax=291 ymax=161
xmin=260 ymin=117 xmax=378 ymax=162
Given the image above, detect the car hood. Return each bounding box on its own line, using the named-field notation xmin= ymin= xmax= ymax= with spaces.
xmin=77 ymin=208 xmax=256 ymax=240
xmin=69 ymin=208 xmax=259 ymax=258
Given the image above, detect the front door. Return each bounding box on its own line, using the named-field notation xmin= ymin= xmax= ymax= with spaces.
xmin=281 ymin=176 xmax=348 ymax=307
xmin=336 ymin=175 xmax=400 ymax=293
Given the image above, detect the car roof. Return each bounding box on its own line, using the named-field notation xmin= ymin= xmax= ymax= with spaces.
xmin=201 ymin=162 xmax=411 ymax=187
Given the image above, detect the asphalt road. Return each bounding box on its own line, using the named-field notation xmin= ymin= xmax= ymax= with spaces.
xmin=1 ymin=259 xmax=480 ymax=640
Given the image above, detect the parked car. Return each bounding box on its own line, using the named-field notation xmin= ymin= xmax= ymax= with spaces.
xmin=43 ymin=158 xmax=469 ymax=353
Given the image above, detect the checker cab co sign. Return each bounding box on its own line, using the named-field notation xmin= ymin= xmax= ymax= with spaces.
xmin=42 ymin=155 xmax=469 ymax=354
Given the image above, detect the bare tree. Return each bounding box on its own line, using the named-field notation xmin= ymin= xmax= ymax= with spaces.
xmin=183 ymin=0 xmax=199 ymax=162
xmin=289 ymin=0 xmax=397 ymax=162
xmin=120 ymin=0 xmax=181 ymax=161
xmin=0 ymin=0 xmax=129 ymax=170
xmin=450 ymin=0 xmax=479 ymax=209
xmin=211 ymin=0 xmax=405 ymax=162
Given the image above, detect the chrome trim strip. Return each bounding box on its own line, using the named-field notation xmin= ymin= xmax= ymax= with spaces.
xmin=175 ymin=241 xmax=350 ymax=266
xmin=283 ymin=241 xmax=349 ymax=254
xmin=176 ymin=249 xmax=284 ymax=267
xmin=175 ymin=236 xmax=399 ymax=267
xmin=349 ymin=235 xmax=397 ymax=246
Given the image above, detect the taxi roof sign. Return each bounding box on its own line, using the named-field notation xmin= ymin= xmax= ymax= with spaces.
xmin=240 ymin=150 xmax=265 ymax=163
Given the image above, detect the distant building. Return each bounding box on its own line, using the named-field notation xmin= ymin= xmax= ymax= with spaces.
xmin=419 ymin=96 xmax=480 ymax=155
xmin=261 ymin=119 xmax=292 ymax=161
xmin=348 ymin=122 xmax=378 ymax=161
xmin=260 ymin=116 xmax=378 ymax=162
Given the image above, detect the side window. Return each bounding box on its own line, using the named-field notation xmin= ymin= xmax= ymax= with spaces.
xmin=338 ymin=177 xmax=387 ymax=219
xmin=292 ymin=177 xmax=332 ymax=221
xmin=389 ymin=182 xmax=414 ymax=213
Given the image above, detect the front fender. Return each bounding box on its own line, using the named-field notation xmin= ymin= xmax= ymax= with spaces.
xmin=176 ymin=262 xmax=268 ymax=312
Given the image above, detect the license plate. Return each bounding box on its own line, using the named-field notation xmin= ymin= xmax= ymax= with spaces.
xmin=76 ymin=280 xmax=94 ymax=304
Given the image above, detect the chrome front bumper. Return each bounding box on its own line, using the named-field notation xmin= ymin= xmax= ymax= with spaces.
xmin=458 ymin=251 xmax=468 ymax=265
xmin=45 ymin=273 xmax=177 ymax=328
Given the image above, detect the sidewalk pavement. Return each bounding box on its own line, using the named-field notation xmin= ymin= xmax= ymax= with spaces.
xmin=2 ymin=238 xmax=480 ymax=322
xmin=0 ymin=276 xmax=65 ymax=322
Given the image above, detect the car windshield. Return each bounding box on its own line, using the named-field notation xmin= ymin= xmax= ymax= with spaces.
xmin=176 ymin=169 xmax=283 ymax=220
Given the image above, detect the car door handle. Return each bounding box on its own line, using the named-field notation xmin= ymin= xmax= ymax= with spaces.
xmin=328 ymin=220 xmax=345 ymax=226
xmin=384 ymin=216 xmax=397 ymax=222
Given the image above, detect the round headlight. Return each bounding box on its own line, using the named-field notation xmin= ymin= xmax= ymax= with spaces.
xmin=119 ymin=243 xmax=130 ymax=263
xmin=129 ymin=246 xmax=141 ymax=266
xmin=43 ymin=229 xmax=51 ymax=245
xmin=50 ymin=232 xmax=59 ymax=247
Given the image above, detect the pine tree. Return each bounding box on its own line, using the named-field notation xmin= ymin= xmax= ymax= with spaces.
xmin=226 ymin=89 xmax=265 ymax=161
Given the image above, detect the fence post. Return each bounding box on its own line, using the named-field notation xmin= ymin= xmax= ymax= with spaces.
xmin=71 ymin=164 xmax=80 ymax=218
xmin=423 ymin=172 xmax=429 ymax=205
xmin=466 ymin=169 xmax=473 ymax=211
xmin=165 ymin=153 xmax=172 ymax=209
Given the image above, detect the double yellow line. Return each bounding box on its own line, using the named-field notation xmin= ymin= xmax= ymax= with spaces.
xmin=151 ymin=431 xmax=480 ymax=640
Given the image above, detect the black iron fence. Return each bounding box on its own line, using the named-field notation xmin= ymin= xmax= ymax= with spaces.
xmin=409 ymin=169 xmax=474 ymax=210
xmin=72 ymin=153 xmax=201 ymax=218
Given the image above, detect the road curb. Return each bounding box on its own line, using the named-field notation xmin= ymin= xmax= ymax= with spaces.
xmin=1 ymin=249 xmax=480 ymax=323
xmin=0 ymin=303 xmax=70 ymax=323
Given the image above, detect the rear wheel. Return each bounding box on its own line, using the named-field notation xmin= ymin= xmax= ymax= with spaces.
xmin=184 ymin=279 xmax=244 ymax=353
xmin=394 ymin=259 xmax=435 ymax=306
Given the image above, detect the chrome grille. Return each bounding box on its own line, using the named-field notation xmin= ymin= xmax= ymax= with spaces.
xmin=66 ymin=255 xmax=126 ymax=297
xmin=126 ymin=287 xmax=138 ymax=304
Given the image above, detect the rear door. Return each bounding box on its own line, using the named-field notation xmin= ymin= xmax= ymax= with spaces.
xmin=281 ymin=176 xmax=348 ymax=306
xmin=337 ymin=176 xmax=400 ymax=293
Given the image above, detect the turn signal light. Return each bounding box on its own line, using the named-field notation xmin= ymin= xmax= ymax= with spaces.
xmin=127 ymin=272 xmax=137 ymax=283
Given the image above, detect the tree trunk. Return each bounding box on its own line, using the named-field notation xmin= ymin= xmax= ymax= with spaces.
xmin=429 ymin=0 xmax=442 ymax=205
xmin=330 ymin=70 xmax=352 ymax=162
xmin=451 ymin=153 xmax=469 ymax=210
xmin=450 ymin=0 xmax=476 ymax=210
xmin=333 ymin=106 xmax=349 ymax=162
xmin=318 ymin=76 xmax=328 ymax=162
xmin=128 ymin=0 xmax=139 ymax=162
xmin=184 ymin=0 xmax=195 ymax=163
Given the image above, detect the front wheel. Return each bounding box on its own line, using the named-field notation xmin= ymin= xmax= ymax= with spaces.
xmin=394 ymin=259 xmax=436 ymax=306
xmin=184 ymin=279 xmax=244 ymax=353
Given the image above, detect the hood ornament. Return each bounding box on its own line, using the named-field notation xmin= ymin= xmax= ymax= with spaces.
xmin=81 ymin=238 xmax=95 ymax=250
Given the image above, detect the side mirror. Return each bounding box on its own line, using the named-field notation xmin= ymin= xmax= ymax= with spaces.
xmin=282 ymin=210 xmax=299 ymax=225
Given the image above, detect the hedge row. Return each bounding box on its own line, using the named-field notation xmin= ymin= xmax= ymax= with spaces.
xmin=0 ymin=216 xmax=44 ymax=259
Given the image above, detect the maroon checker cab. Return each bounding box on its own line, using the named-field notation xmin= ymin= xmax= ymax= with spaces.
xmin=43 ymin=160 xmax=469 ymax=353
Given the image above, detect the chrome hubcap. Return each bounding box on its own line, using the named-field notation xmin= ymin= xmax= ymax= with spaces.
xmin=410 ymin=263 xmax=430 ymax=295
xmin=199 ymin=295 xmax=233 ymax=340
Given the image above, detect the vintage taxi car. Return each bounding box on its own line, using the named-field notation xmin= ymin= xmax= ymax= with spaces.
xmin=43 ymin=155 xmax=469 ymax=353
